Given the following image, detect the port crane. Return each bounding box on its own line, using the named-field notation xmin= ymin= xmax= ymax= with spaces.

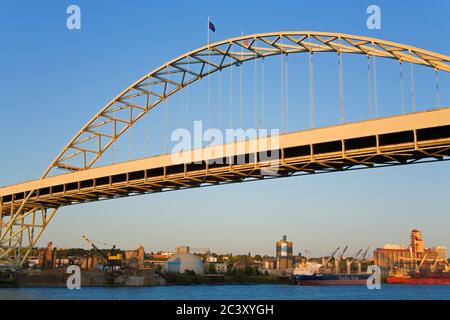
xmin=352 ymin=249 xmax=363 ymax=260
xmin=321 ymin=247 xmax=340 ymax=270
xmin=334 ymin=245 xmax=348 ymax=274
xmin=346 ymin=248 xmax=363 ymax=273
xmin=432 ymin=254 xmax=450 ymax=272
xmin=398 ymin=252 xmax=450 ymax=273
xmin=82 ymin=235 xmax=123 ymax=272
xmin=339 ymin=245 xmax=348 ymax=259
xmin=353 ymin=247 xmax=370 ymax=274
xmin=360 ymin=247 xmax=369 ymax=261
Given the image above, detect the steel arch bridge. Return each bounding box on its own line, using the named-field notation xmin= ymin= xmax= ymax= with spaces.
xmin=2 ymin=31 xmax=450 ymax=265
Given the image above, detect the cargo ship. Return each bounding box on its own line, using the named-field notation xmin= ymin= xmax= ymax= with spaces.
xmin=293 ymin=246 xmax=372 ymax=286
xmin=375 ymin=229 xmax=450 ymax=285
xmin=387 ymin=271 xmax=450 ymax=285
xmin=294 ymin=273 xmax=371 ymax=285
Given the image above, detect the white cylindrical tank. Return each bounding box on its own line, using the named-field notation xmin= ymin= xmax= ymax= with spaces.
xmin=164 ymin=253 xmax=204 ymax=275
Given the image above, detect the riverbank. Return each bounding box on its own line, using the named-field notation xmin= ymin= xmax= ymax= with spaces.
xmin=1 ymin=269 xmax=286 ymax=288
xmin=161 ymin=272 xmax=285 ymax=285
xmin=0 ymin=269 xmax=165 ymax=287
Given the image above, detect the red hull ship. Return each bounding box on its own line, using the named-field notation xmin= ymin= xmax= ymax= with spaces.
xmin=379 ymin=229 xmax=450 ymax=285
xmin=387 ymin=272 xmax=450 ymax=285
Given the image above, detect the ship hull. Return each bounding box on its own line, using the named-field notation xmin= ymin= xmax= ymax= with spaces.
xmin=387 ymin=276 xmax=450 ymax=285
xmin=294 ymin=274 xmax=370 ymax=286
xmin=297 ymin=279 xmax=368 ymax=286
xmin=387 ymin=271 xmax=450 ymax=285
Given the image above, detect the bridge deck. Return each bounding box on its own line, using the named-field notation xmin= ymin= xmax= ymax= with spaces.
xmin=1 ymin=107 xmax=450 ymax=215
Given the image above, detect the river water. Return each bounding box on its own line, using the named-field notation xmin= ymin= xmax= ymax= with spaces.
xmin=0 ymin=284 xmax=449 ymax=300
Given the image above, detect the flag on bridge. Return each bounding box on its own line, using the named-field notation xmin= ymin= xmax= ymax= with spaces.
xmin=207 ymin=17 xmax=216 ymax=44
xmin=208 ymin=19 xmax=216 ymax=32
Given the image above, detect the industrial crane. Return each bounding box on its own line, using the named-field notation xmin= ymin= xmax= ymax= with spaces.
xmin=82 ymin=235 xmax=123 ymax=272
xmin=431 ymin=254 xmax=450 ymax=272
xmin=398 ymin=250 xmax=450 ymax=273
xmin=346 ymin=248 xmax=367 ymax=273
xmin=346 ymin=248 xmax=363 ymax=274
xmin=417 ymin=252 xmax=429 ymax=271
xmin=352 ymin=249 xmax=363 ymax=260
xmin=338 ymin=245 xmax=348 ymax=259
xmin=334 ymin=245 xmax=348 ymax=274
xmin=352 ymin=247 xmax=370 ymax=274
xmin=360 ymin=247 xmax=370 ymax=261
xmin=322 ymin=247 xmax=340 ymax=267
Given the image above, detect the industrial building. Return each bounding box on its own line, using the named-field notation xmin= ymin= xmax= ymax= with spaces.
xmin=125 ymin=244 xmax=145 ymax=269
xmin=211 ymin=262 xmax=228 ymax=274
xmin=374 ymin=229 xmax=448 ymax=276
xmin=276 ymin=235 xmax=294 ymax=274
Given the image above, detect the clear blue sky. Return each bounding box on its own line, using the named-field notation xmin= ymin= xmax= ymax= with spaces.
xmin=1 ymin=0 xmax=449 ymax=257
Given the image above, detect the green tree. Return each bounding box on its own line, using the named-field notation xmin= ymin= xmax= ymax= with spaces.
xmin=184 ymin=269 xmax=196 ymax=275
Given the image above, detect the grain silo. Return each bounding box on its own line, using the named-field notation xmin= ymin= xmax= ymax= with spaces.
xmin=276 ymin=235 xmax=294 ymax=274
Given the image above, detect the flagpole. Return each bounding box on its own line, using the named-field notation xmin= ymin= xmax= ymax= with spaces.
xmin=240 ymin=30 xmax=244 ymax=128
xmin=207 ymin=16 xmax=210 ymax=45
xmin=207 ymin=16 xmax=211 ymax=129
